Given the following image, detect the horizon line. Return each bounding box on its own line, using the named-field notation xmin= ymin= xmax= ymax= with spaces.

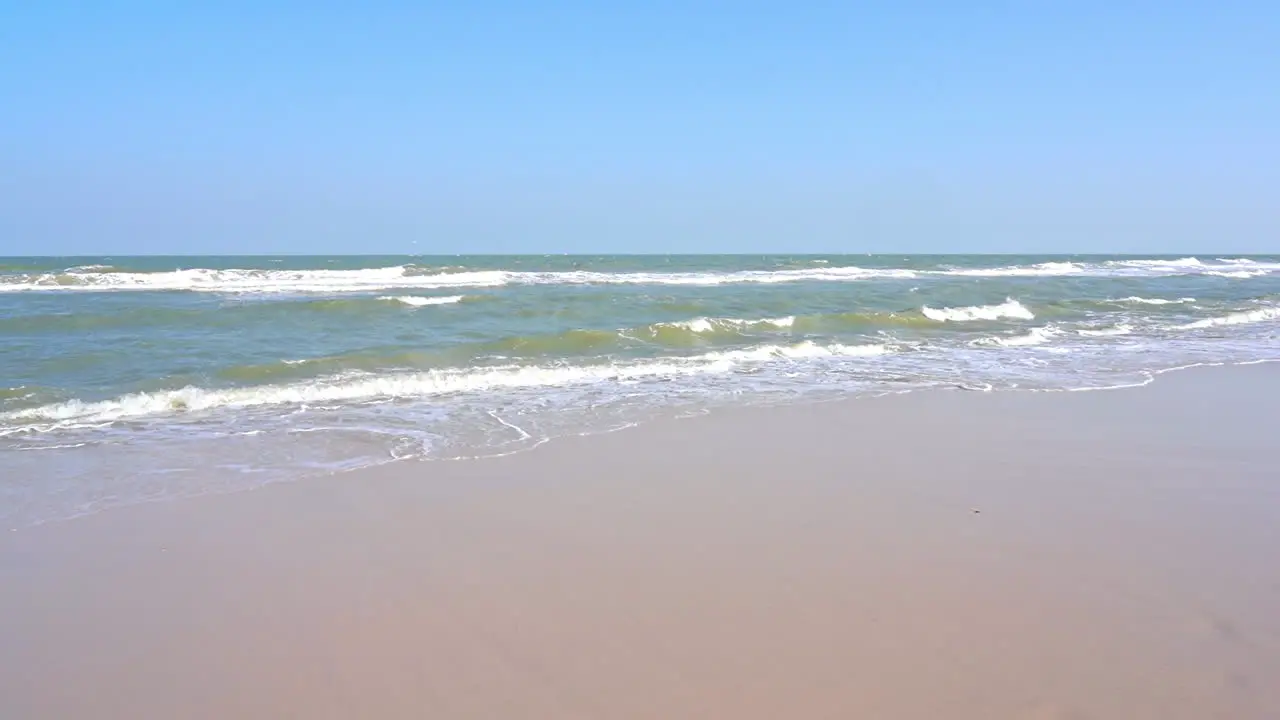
xmin=4 ymin=251 xmax=1278 ymax=259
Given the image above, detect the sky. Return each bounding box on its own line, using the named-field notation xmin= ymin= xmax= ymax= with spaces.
xmin=1 ymin=2 xmax=1277 ymax=255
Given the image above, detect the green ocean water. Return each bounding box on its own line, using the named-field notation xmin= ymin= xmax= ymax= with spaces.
xmin=3 ymin=254 xmax=1279 ymax=525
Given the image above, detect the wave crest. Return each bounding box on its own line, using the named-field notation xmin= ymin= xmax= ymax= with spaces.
xmin=2 ymin=341 xmax=892 ymax=428
xmin=1077 ymin=324 xmax=1133 ymax=337
xmin=973 ymin=326 xmax=1060 ymax=347
xmin=1180 ymin=306 xmax=1280 ymax=329
xmin=941 ymin=261 xmax=1083 ymax=277
xmin=1112 ymin=296 xmax=1196 ymax=305
xmin=379 ymin=295 xmax=465 ymax=306
xmin=6 ymin=255 xmax=1280 ymax=293
xmin=922 ymin=299 xmax=1034 ymax=322
xmin=0 ymin=265 xmax=917 ymax=293
xmin=653 ymin=316 xmax=795 ymax=334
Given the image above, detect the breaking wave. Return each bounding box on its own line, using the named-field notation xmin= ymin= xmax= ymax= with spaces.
xmin=379 ymin=295 xmax=465 ymax=306
xmin=1077 ymin=324 xmax=1134 ymax=337
xmin=940 ymin=261 xmax=1083 ymax=277
xmin=1112 ymin=296 xmax=1196 ymax=305
xmin=0 ymin=266 xmax=510 ymax=294
xmin=652 ymin=316 xmax=795 ymax=334
xmin=0 ymin=265 xmax=919 ymax=293
xmin=1179 ymin=306 xmax=1280 ymax=329
xmin=1 ymin=341 xmax=892 ymax=428
xmin=922 ymin=299 xmax=1035 ymax=322
xmin=6 ymin=255 xmax=1280 ymax=294
xmin=1108 ymin=257 xmax=1204 ymax=269
xmin=973 ymin=326 xmax=1061 ymax=347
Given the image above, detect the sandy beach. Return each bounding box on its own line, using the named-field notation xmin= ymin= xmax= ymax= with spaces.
xmin=2 ymin=364 xmax=1278 ymax=719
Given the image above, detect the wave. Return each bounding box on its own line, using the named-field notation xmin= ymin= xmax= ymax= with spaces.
xmin=0 ymin=266 xmax=510 ymax=294
xmin=653 ymin=316 xmax=795 ymax=334
xmin=700 ymin=341 xmax=890 ymax=363
xmin=1179 ymin=306 xmax=1280 ymax=329
xmin=0 ymin=294 xmax=463 ymax=334
xmin=936 ymin=257 xmax=1280 ymax=279
xmin=1077 ymin=324 xmax=1133 ymax=337
xmin=1107 ymin=257 xmax=1204 ymax=269
xmin=1112 ymin=296 xmax=1196 ymax=305
xmin=0 ymin=265 xmax=918 ymax=293
xmin=5 ymin=256 xmax=1280 ymax=293
xmin=490 ymin=316 xmax=800 ymax=354
xmin=205 ymin=312 xmax=901 ymax=380
xmin=379 ymin=295 xmax=465 ymax=307
xmin=921 ymin=299 xmax=1034 ymax=322
xmin=939 ymin=261 xmax=1083 ymax=277
xmin=973 ymin=326 xmax=1060 ymax=347
xmin=1204 ymin=270 xmax=1270 ymax=278
xmin=1109 ymin=257 xmax=1280 ymax=279
xmin=1 ymin=341 xmax=892 ymax=427
xmin=1104 ymin=257 xmax=1274 ymax=277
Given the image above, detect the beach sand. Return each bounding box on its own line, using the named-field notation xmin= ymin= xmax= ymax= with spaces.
xmin=2 ymin=365 xmax=1278 ymax=719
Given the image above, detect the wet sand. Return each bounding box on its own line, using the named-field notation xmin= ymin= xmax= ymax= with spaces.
xmin=2 ymin=365 xmax=1278 ymax=719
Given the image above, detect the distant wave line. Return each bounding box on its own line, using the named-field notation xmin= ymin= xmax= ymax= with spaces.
xmin=4 ymin=256 xmax=1279 ymax=293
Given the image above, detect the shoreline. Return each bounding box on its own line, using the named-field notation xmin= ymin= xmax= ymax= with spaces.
xmin=3 ymin=363 xmax=1279 ymax=718
xmin=6 ymin=251 xmax=1280 ymax=529
xmin=9 ymin=356 xmax=1279 ymax=532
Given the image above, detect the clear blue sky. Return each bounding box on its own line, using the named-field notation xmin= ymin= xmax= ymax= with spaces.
xmin=2 ymin=2 xmax=1277 ymax=255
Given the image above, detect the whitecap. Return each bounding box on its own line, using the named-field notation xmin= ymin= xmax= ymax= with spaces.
xmin=922 ymin=299 xmax=1034 ymax=322
xmin=0 ymin=265 xmax=919 ymax=293
xmin=938 ymin=261 xmax=1082 ymax=277
xmin=1077 ymin=324 xmax=1133 ymax=337
xmin=1179 ymin=306 xmax=1280 ymax=329
xmin=1112 ymin=296 xmax=1196 ymax=305
xmin=973 ymin=326 xmax=1060 ymax=347
xmin=379 ymin=295 xmax=465 ymax=307
xmin=659 ymin=316 xmax=796 ymax=333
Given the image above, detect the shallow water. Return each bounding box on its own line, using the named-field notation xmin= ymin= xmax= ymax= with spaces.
xmin=3 ymin=254 xmax=1278 ymax=525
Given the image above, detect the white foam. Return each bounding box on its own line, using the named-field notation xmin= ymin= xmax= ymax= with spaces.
xmin=1 ymin=342 xmax=890 ymax=427
xmin=937 ymin=257 xmax=1280 ymax=279
xmin=1204 ymin=270 xmax=1269 ymax=278
xmin=379 ymin=295 xmax=465 ymax=306
xmin=702 ymin=341 xmax=890 ymax=363
xmin=938 ymin=261 xmax=1083 ymax=277
xmin=1115 ymin=256 xmax=1280 ymax=275
xmin=735 ymin=316 xmax=796 ymax=329
xmin=1127 ymin=257 xmax=1280 ymax=278
xmin=974 ymin=326 xmax=1061 ymax=347
xmin=922 ymin=299 xmax=1035 ymax=322
xmin=6 ymin=257 xmax=1279 ymax=293
xmin=0 ymin=266 xmax=510 ymax=294
xmin=1113 ymin=296 xmax=1196 ymax=305
xmin=0 ymin=265 xmax=918 ymax=293
xmin=1179 ymin=306 xmax=1280 ymax=329
xmin=663 ymin=318 xmax=716 ymax=333
xmin=1110 ymin=257 xmax=1204 ymax=269
xmin=1077 ymin=324 xmax=1133 ymax=337
xmin=661 ymin=316 xmax=796 ymax=333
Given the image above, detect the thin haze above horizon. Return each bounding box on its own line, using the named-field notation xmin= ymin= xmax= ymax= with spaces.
xmin=1 ymin=2 xmax=1277 ymax=256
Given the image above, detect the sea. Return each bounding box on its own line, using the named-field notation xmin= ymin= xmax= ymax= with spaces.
xmin=3 ymin=254 xmax=1279 ymax=526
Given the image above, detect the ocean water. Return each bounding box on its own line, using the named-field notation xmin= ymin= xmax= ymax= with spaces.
xmin=3 ymin=254 xmax=1279 ymax=526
